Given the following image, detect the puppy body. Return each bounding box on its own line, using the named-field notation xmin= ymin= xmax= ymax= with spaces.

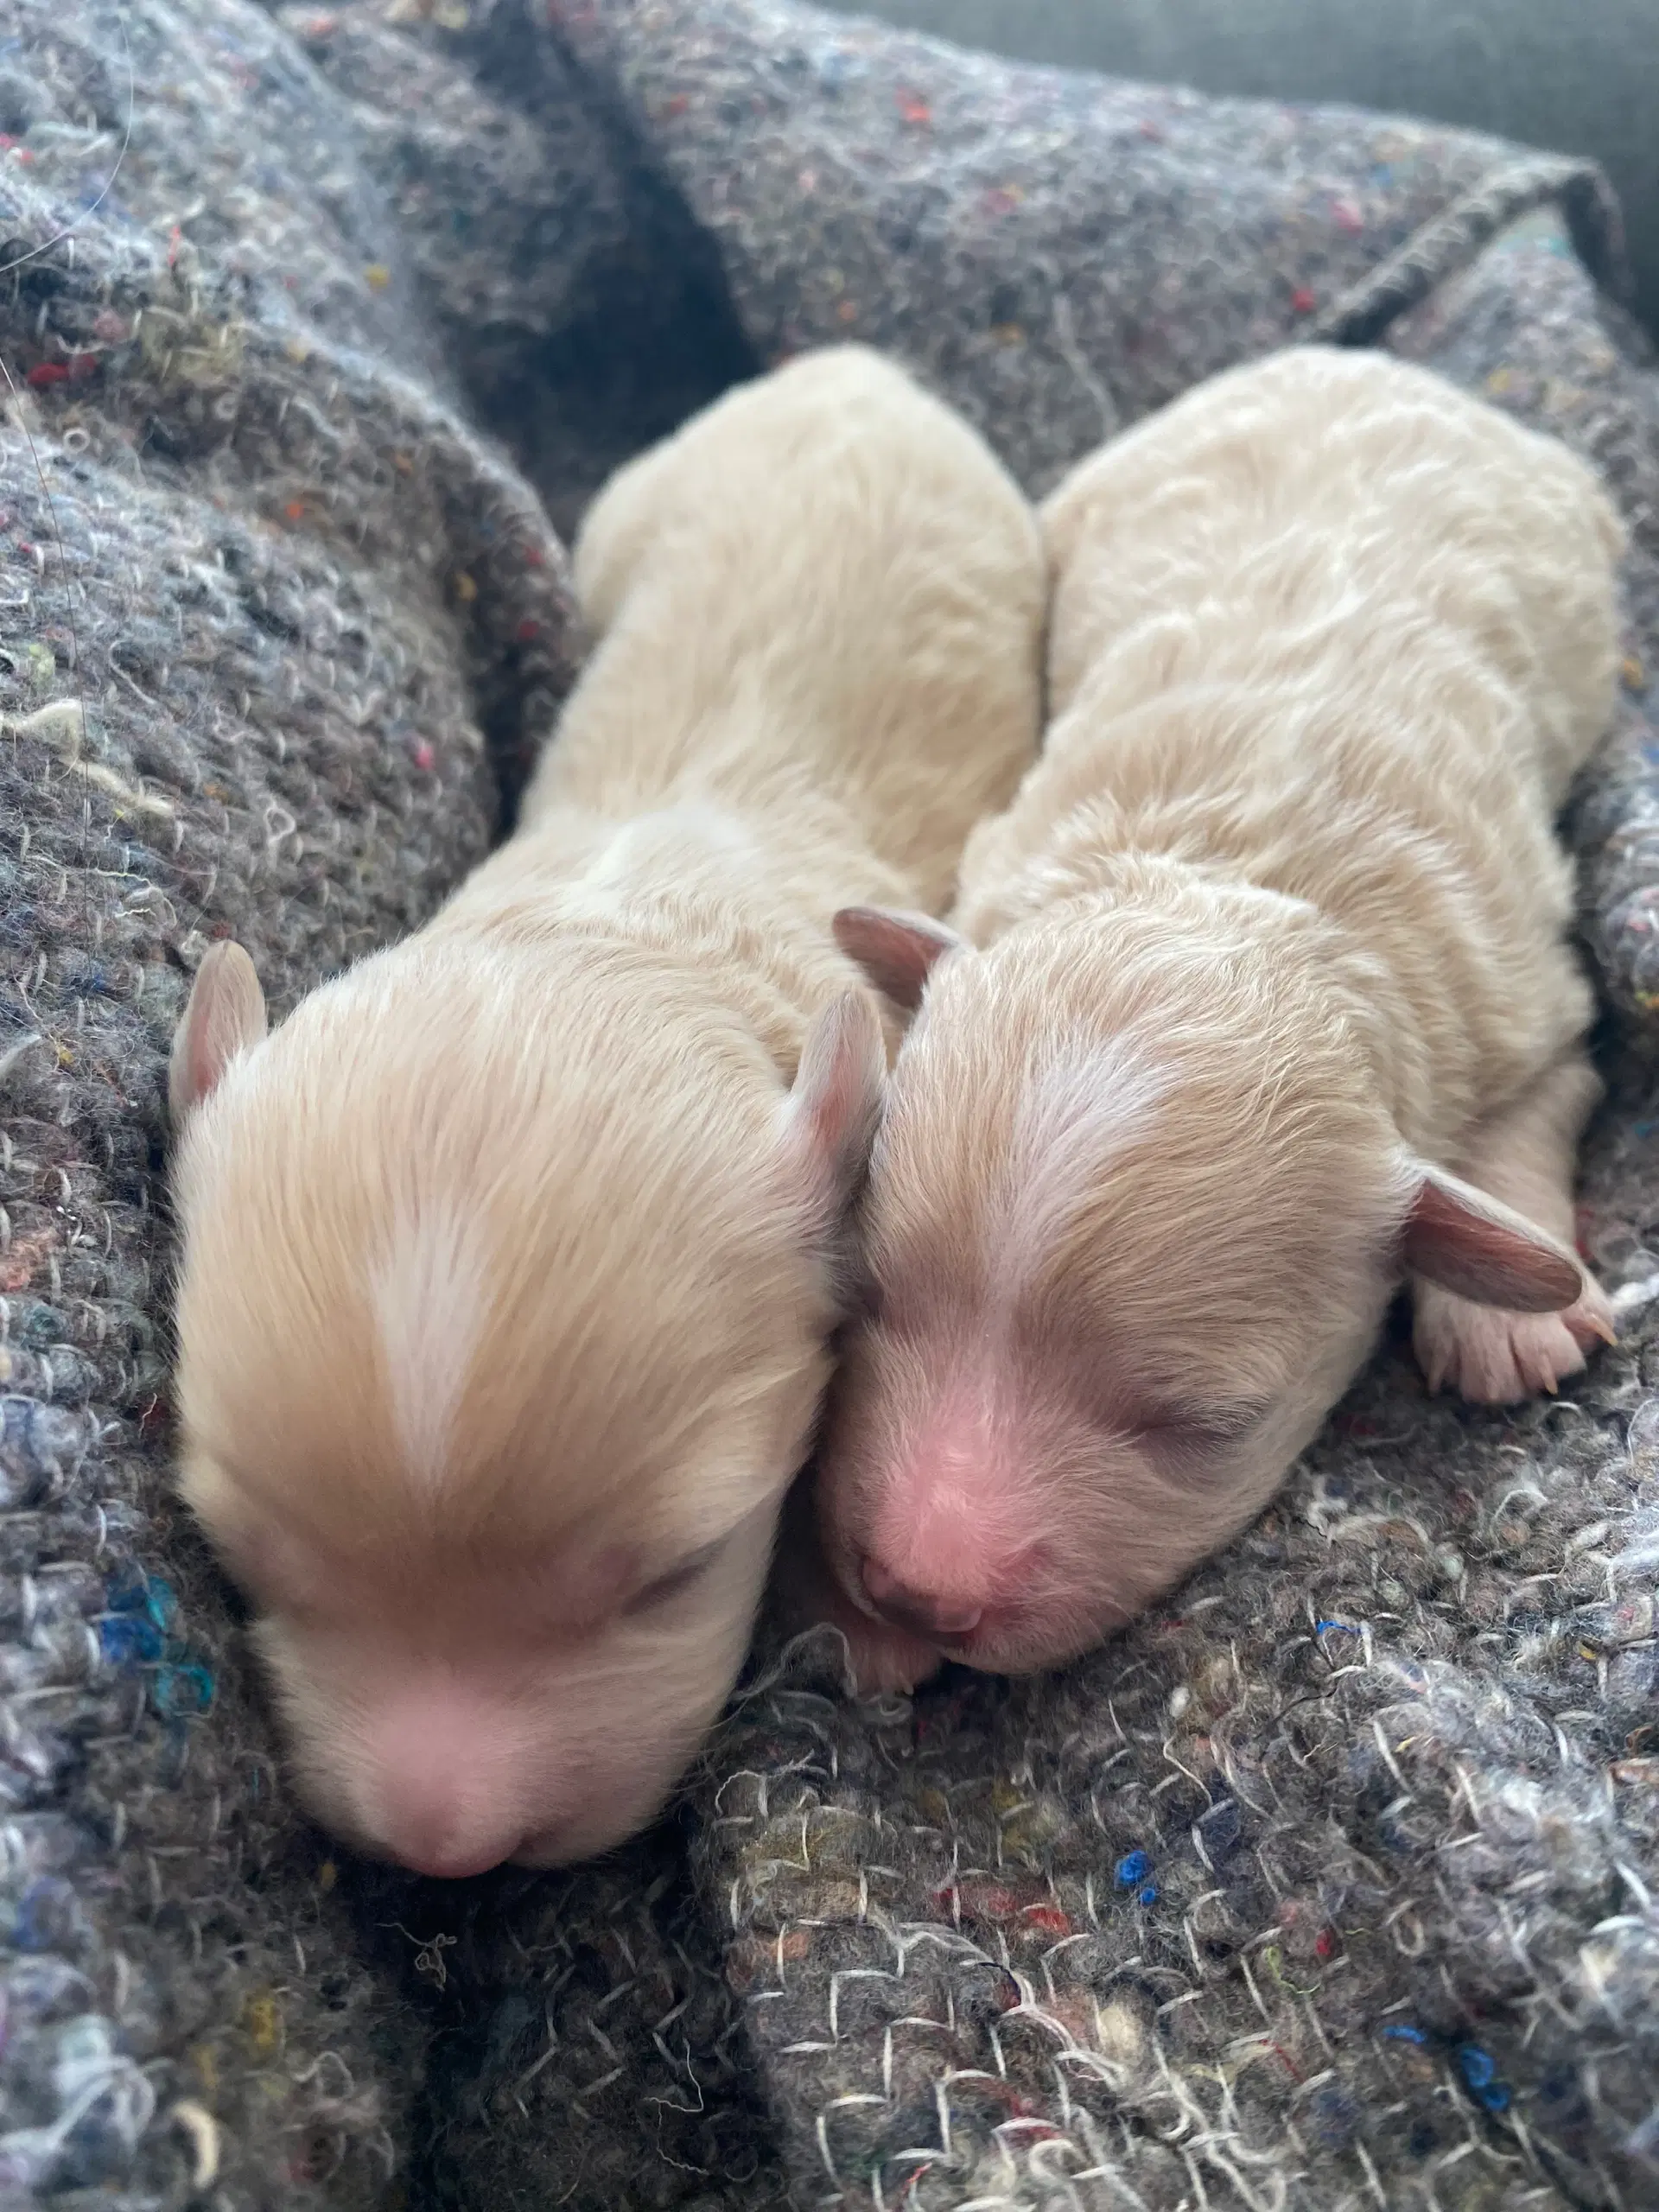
xmin=820 ymin=346 xmax=1624 ymax=1689
xmin=168 ymin=346 xmax=1044 ymax=1871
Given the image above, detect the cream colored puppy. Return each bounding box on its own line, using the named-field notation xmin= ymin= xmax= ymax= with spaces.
xmin=167 ymin=346 xmax=1044 ymax=1871
xmin=815 ymin=346 xmax=1623 ymax=1691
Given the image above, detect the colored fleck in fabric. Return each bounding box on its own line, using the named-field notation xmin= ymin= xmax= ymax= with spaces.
xmin=0 ymin=0 xmax=1656 ymax=2206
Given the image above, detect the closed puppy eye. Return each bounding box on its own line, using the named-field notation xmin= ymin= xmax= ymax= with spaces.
xmin=625 ymin=1541 xmax=726 ymax=1614
xmin=1136 ymin=1399 xmax=1272 ymax=1457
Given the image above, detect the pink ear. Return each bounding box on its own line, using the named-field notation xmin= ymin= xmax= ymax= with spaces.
xmin=1402 ymin=1162 xmax=1584 ymax=1313
xmin=168 ymin=942 xmax=267 ymax=1125
xmin=834 ymin=906 xmax=966 ymax=1014
xmin=780 ymin=991 xmax=886 ymax=1219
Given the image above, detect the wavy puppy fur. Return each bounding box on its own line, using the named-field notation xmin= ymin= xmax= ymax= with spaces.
xmin=168 ymin=346 xmax=1045 ymax=1872
xmin=818 ymin=346 xmax=1624 ymax=1691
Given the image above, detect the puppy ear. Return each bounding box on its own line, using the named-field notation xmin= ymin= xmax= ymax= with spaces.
xmin=1399 ymin=1160 xmax=1583 ymax=1313
xmin=834 ymin=906 xmax=966 ymax=1014
xmin=169 ymin=942 xmax=267 ymax=1125
xmin=780 ymin=991 xmax=886 ymax=1221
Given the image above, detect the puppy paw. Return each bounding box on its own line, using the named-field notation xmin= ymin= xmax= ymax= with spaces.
xmin=836 ymin=1615 xmax=943 ymax=1697
xmin=769 ymin=1513 xmax=941 ymax=1694
xmin=781 ymin=1574 xmax=940 ymax=1694
xmin=1413 ymin=1274 xmax=1616 ymax=1406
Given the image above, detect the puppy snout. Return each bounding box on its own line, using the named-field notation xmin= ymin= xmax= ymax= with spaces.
xmin=362 ymin=1698 xmax=524 ymax=1879
xmin=369 ymin=1769 xmax=524 ymax=1878
xmin=391 ymin=1829 xmax=522 ymax=1882
xmin=861 ymin=1558 xmax=983 ymax=1637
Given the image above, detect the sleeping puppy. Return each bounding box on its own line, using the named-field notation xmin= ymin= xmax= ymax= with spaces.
xmin=167 ymin=346 xmax=1044 ymax=1872
xmin=810 ymin=346 xmax=1624 ymax=1693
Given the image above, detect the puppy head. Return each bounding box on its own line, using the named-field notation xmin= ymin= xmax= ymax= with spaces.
xmin=169 ymin=939 xmax=882 ymax=1872
xmin=820 ymin=890 xmax=1581 ymax=1678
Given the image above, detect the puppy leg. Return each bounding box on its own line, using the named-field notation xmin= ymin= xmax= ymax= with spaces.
xmin=1413 ymin=1055 xmax=1615 ymax=1404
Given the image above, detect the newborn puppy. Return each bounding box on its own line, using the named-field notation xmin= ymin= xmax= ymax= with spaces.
xmin=168 ymin=346 xmax=1043 ymax=1871
xmin=814 ymin=346 xmax=1624 ymax=1692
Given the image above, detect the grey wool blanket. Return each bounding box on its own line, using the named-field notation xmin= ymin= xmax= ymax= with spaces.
xmin=0 ymin=1 xmax=1657 ymax=2207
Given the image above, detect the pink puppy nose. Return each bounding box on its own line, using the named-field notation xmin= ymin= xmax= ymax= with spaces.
xmin=393 ymin=1834 xmax=518 ymax=1882
xmin=367 ymin=1702 xmax=524 ymax=1878
xmin=861 ymin=1558 xmax=983 ymax=1637
xmin=372 ymin=1779 xmax=523 ymax=1878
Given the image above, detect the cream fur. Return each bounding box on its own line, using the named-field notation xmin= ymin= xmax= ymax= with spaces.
xmin=372 ymin=1200 xmax=493 ymax=1493
xmin=168 ymin=346 xmax=1044 ymax=1871
xmin=816 ymin=346 xmax=1624 ymax=1690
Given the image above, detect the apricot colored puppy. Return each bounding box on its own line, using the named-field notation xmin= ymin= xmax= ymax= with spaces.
xmin=817 ymin=346 xmax=1622 ymax=1690
xmin=168 ymin=347 xmax=1044 ymax=1868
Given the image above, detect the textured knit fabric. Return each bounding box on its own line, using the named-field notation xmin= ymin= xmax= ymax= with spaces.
xmin=814 ymin=0 xmax=1659 ymax=345
xmin=0 ymin=2 xmax=577 ymax=2202
xmin=0 ymin=1 xmax=1656 ymax=2208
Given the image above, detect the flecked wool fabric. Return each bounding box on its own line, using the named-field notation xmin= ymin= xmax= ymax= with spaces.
xmin=0 ymin=0 xmax=578 ymax=2201
xmin=0 ymin=0 xmax=1656 ymax=2207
